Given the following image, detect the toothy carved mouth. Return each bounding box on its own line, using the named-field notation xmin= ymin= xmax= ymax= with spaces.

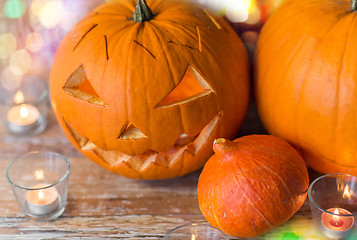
xmin=64 ymin=113 xmax=221 ymax=172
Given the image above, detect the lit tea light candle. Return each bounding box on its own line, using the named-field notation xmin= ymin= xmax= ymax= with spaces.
xmin=321 ymin=208 xmax=354 ymax=239
xmin=6 ymin=91 xmax=40 ymax=134
xmin=7 ymin=103 xmax=40 ymax=133
xmin=26 ymin=183 xmax=59 ymax=215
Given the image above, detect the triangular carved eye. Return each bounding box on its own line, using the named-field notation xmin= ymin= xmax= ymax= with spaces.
xmin=118 ymin=122 xmax=147 ymax=140
xmin=63 ymin=65 xmax=107 ymax=106
xmin=156 ymin=66 xmax=213 ymax=108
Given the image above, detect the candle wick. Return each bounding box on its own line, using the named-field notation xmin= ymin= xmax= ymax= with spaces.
xmin=330 ymin=219 xmax=344 ymax=228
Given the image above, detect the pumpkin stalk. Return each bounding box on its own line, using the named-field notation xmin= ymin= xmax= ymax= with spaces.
xmin=352 ymin=0 xmax=357 ymax=10
xmin=132 ymin=0 xmax=153 ymax=23
xmin=213 ymin=138 xmax=235 ymax=155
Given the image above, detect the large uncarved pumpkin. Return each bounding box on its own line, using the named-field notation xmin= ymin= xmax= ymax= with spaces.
xmin=197 ymin=135 xmax=309 ymax=238
xmin=255 ymin=0 xmax=357 ymax=174
xmin=50 ymin=0 xmax=250 ymax=179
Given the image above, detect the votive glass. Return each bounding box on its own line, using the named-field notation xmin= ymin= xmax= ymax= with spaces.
xmin=163 ymin=223 xmax=229 ymax=240
xmin=6 ymin=151 xmax=70 ymax=221
xmin=0 ymin=77 xmax=48 ymax=136
xmin=308 ymin=173 xmax=357 ymax=239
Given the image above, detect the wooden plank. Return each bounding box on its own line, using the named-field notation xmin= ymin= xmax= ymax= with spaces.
xmin=0 ymin=157 xmax=201 ymax=217
xmin=0 ymin=214 xmax=326 ymax=239
xmin=0 ymin=214 xmax=206 ymax=239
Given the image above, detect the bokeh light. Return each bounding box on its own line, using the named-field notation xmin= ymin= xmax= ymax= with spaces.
xmin=193 ymin=0 xmax=284 ymax=24
xmin=225 ymin=0 xmax=249 ymax=23
xmin=39 ymin=0 xmax=65 ymax=29
xmin=59 ymin=10 xmax=78 ymax=32
xmin=3 ymin=0 xmax=26 ymax=19
xmin=26 ymin=32 xmax=43 ymax=52
xmin=30 ymin=0 xmax=47 ymax=16
xmin=1 ymin=67 xmax=23 ymax=91
xmin=245 ymin=5 xmax=261 ymax=25
xmin=0 ymin=33 xmax=17 ymax=59
xmin=0 ymin=0 xmax=105 ymax=97
xmin=9 ymin=49 xmax=32 ymax=76
xmin=241 ymin=31 xmax=259 ymax=46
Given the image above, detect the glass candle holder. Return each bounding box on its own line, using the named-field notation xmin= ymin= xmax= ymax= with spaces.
xmin=6 ymin=151 xmax=70 ymax=221
xmin=0 ymin=76 xmax=48 ymax=136
xmin=163 ymin=223 xmax=229 ymax=240
xmin=308 ymin=173 xmax=357 ymax=239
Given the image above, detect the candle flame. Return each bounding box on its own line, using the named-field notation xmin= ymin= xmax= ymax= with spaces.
xmin=343 ymin=185 xmax=351 ymax=199
xmin=19 ymin=105 xmax=29 ymax=118
xmin=333 ymin=208 xmax=340 ymax=222
xmin=191 ymin=234 xmax=196 ymax=240
xmin=13 ymin=91 xmax=24 ymax=104
xmin=38 ymin=190 xmax=45 ymax=204
xmin=34 ymin=169 xmax=44 ymax=180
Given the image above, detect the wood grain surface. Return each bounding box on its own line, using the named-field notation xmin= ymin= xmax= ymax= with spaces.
xmin=0 ymin=100 xmax=334 ymax=239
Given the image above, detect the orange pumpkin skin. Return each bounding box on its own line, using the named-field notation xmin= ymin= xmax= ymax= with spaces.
xmin=50 ymin=0 xmax=250 ymax=179
xmin=197 ymin=135 xmax=309 ymax=238
xmin=255 ymin=0 xmax=357 ymax=174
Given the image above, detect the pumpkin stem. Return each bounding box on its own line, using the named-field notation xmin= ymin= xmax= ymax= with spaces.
xmin=213 ymin=138 xmax=235 ymax=155
xmin=352 ymin=0 xmax=357 ymax=10
xmin=132 ymin=0 xmax=153 ymax=23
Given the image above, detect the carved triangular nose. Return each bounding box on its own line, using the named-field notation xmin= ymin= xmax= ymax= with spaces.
xmin=118 ymin=122 xmax=147 ymax=140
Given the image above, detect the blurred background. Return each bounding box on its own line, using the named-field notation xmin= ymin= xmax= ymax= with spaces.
xmin=0 ymin=0 xmax=283 ymax=92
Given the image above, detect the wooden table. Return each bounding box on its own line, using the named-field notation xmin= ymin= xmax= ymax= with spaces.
xmin=0 ymin=100 xmax=336 ymax=239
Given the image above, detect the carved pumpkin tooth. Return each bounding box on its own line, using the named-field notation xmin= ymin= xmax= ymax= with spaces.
xmin=175 ymin=133 xmax=197 ymax=146
xmin=185 ymin=144 xmax=196 ymax=156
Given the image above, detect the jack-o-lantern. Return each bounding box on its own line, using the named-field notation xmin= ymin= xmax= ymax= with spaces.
xmin=50 ymin=0 xmax=250 ymax=179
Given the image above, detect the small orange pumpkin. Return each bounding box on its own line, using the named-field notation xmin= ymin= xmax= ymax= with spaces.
xmin=50 ymin=0 xmax=250 ymax=179
xmin=255 ymin=0 xmax=357 ymax=174
xmin=197 ymin=135 xmax=309 ymax=238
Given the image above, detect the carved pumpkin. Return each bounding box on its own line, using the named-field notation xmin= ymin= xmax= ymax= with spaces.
xmin=197 ymin=135 xmax=309 ymax=238
xmin=255 ymin=0 xmax=357 ymax=174
xmin=50 ymin=0 xmax=250 ymax=179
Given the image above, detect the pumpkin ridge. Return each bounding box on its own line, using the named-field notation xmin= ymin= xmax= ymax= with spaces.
xmin=232 ymin=173 xmax=274 ymax=230
xmin=302 ymin=148 xmax=357 ymax=169
xmin=257 ymin=0 xmax=348 ymax=112
xmin=247 ymin=141 xmax=309 ymax=189
xmin=264 ymin=150 xmax=308 ymax=196
xmin=333 ymin=13 xmax=357 ymax=162
xmin=219 ymin=156 xmax=275 ymax=231
xmin=261 ymin=8 xmax=346 ymax=140
xmin=258 ymin=164 xmax=296 ymax=208
xmin=231 ymin=139 xmax=302 ymax=223
xmin=259 ymin=33 xmax=310 ymax=136
xmin=295 ymin=13 xmax=354 ymax=158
